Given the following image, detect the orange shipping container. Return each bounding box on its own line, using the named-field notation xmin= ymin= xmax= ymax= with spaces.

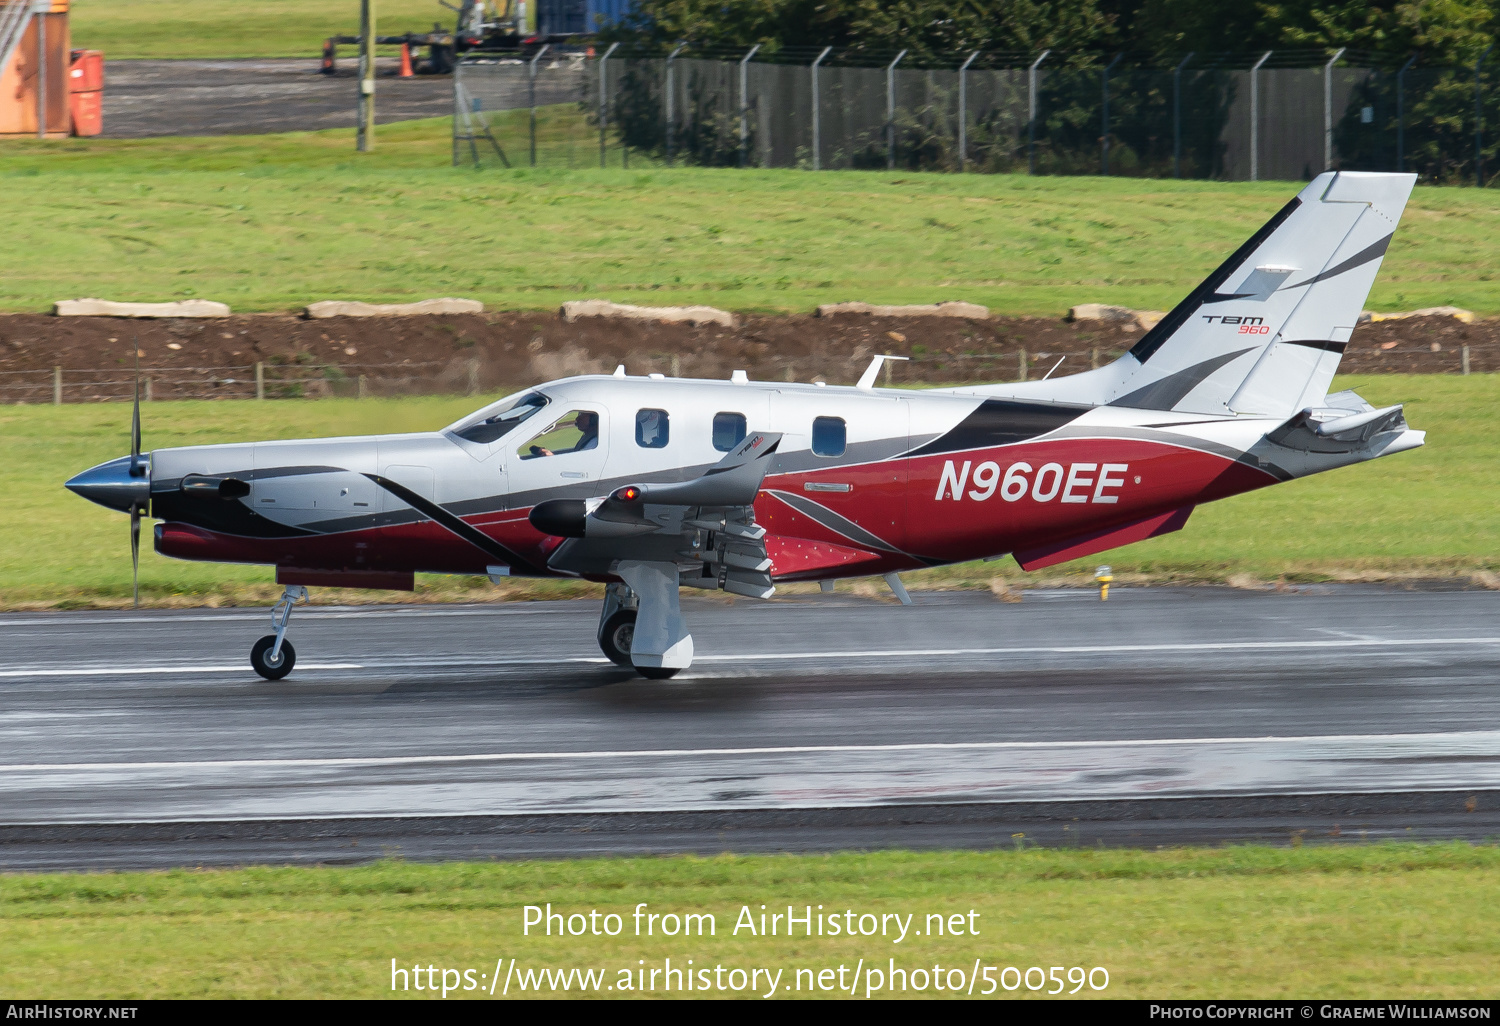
xmin=67 ymin=47 xmax=101 ymax=135
xmin=0 ymin=5 xmax=70 ymax=137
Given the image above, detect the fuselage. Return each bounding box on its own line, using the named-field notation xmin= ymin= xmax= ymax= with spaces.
xmin=130 ymin=374 xmax=1305 ymax=584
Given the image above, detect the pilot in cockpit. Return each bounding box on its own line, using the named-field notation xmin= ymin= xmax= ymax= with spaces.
xmin=529 ymin=410 xmax=598 ymax=458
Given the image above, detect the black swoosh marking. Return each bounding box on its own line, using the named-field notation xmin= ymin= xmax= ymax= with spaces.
xmin=1109 ymin=348 xmax=1256 ymax=411
xmin=1130 ymin=196 xmax=1302 ymax=364
xmin=905 ymin=399 xmax=1088 ymax=459
xmin=1283 ymin=235 xmax=1392 ymax=291
xmin=1281 ymin=339 xmax=1348 ymax=353
xmin=765 ymin=489 xmax=904 ymax=555
xmin=364 ymin=474 xmax=542 ymax=574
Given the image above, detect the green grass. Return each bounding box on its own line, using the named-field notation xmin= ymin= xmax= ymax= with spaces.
xmin=1 ymin=374 xmax=1492 ymax=609
xmin=5 ymin=120 xmax=1500 ymax=315
xmin=70 ymin=0 xmax=448 ymax=59
xmin=4 ymin=844 xmax=1498 ymax=998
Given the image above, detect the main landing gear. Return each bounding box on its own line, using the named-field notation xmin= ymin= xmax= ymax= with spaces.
xmin=251 ymin=585 xmax=307 ymax=681
xmin=598 ymin=566 xmax=693 ymax=679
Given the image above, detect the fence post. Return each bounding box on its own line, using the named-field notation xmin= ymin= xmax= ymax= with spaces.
xmin=358 ymin=373 xmax=368 ymax=398
xmin=1250 ymin=51 xmax=1272 ymax=181
xmin=451 ymin=60 xmax=461 ymax=167
xmin=739 ymin=44 xmax=759 ymax=168
xmin=144 ymin=377 xmax=152 ymax=403
xmin=886 ymin=50 xmax=906 ymax=169
xmin=52 ymin=366 xmax=61 ymax=405
xmin=665 ymin=42 xmax=685 ymax=166
xmin=598 ymin=41 xmax=619 ymax=168
xmin=467 ymin=357 xmax=480 ymax=395
xmin=255 ymin=362 xmax=265 ymax=400
xmin=529 ymin=43 xmax=549 ymax=167
xmin=1102 ymin=53 xmax=1122 ymax=175
xmin=1017 ymin=349 xmax=1028 ymax=381
xmin=958 ymin=51 xmax=979 ymax=171
xmin=1173 ymin=52 xmax=1193 ymax=178
xmin=1028 ymin=50 xmax=1050 ymax=175
xmin=1462 ymin=344 xmax=1471 ymax=374
xmin=1323 ymin=48 xmax=1345 ymax=170
xmin=1397 ymin=54 xmax=1416 ymax=173
xmin=357 ymin=0 xmax=374 ymax=152
xmin=810 ymin=46 xmax=831 ymax=171
xmin=35 ymin=11 xmax=44 ymax=139
xmin=1477 ymin=44 xmax=1493 ymax=187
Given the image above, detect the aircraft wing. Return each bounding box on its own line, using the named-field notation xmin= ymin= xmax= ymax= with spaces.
xmin=530 ymin=432 xmax=782 ymax=598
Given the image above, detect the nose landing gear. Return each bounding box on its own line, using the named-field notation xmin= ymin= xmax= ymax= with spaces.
xmin=251 ymin=585 xmax=307 ymax=680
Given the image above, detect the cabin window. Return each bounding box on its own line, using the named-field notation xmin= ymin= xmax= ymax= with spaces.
xmin=812 ymin=416 xmax=846 ymax=457
xmin=519 ymin=410 xmax=600 ymax=459
xmin=454 ymin=391 xmax=548 ymax=444
xmin=712 ymin=412 xmax=747 ymax=452
xmin=636 ymin=409 xmax=670 ymax=448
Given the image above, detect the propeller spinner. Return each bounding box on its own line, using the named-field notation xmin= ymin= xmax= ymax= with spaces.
xmin=63 ymin=352 xmax=151 ymax=608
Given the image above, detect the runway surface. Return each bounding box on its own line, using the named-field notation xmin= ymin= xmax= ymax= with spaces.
xmin=100 ymin=59 xmax=571 ymax=138
xmin=3 ymin=586 xmax=1499 ymax=869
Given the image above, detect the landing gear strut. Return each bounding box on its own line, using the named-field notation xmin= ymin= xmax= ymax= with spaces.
xmin=597 ymin=581 xmax=637 ymax=667
xmin=252 ymin=585 xmax=307 ymax=680
xmin=597 ymin=570 xmax=691 ymax=679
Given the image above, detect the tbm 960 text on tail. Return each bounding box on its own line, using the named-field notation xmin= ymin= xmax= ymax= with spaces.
xmin=66 ymin=172 xmax=1424 ymax=679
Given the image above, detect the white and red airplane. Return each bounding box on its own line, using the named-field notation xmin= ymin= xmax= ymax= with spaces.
xmin=67 ymin=171 xmax=1424 ymax=680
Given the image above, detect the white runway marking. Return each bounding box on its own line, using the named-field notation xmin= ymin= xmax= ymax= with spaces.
xmin=2 ymin=634 xmax=1496 ymax=680
xmin=2 ymin=729 xmax=1495 ymax=774
xmin=0 ymin=663 xmax=364 ymax=678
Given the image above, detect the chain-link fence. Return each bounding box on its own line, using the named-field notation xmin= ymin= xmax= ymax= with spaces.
xmin=454 ymin=47 xmax=1500 ymax=184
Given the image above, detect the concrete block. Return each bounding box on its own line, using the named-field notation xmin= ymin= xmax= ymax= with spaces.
xmin=1359 ymin=305 xmax=1475 ymax=325
xmin=54 ymin=298 xmax=231 ymax=318
xmin=304 ymin=298 xmax=484 ymax=318
xmin=815 ymin=301 xmax=990 ymax=319
xmin=560 ymin=300 xmax=737 ymax=328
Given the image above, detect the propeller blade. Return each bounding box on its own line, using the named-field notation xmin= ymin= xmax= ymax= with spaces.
xmin=131 ymin=348 xmax=141 ymax=462
xmin=130 ymin=506 xmax=140 ymax=609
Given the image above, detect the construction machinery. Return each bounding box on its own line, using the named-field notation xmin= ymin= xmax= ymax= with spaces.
xmin=322 ymin=0 xmax=624 ymax=76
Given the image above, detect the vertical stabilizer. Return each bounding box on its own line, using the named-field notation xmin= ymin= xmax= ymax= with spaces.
xmin=1100 ymin=171 xmax=1415 ymax=416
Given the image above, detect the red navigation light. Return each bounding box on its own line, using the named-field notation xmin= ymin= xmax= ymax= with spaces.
xmin=614 ymin=485 xmax=642 ymax=502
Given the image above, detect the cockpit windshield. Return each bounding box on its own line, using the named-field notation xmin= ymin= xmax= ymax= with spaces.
xmin=451 ymin=391 xmax=550 ymax=444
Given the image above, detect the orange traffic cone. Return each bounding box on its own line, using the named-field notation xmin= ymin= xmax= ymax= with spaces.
xmin=399 ymin=42 xmax=414 ymax=78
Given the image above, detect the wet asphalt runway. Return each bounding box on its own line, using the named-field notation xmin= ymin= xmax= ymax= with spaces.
xmin=2 ymin=586 xmax=1499 ymax=869
xmin=100 ymin=58 xmax=572 ymax=137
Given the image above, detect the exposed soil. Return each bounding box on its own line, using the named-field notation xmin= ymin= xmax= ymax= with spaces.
xmin=0 ymin=310 xmax=1491 ymax=403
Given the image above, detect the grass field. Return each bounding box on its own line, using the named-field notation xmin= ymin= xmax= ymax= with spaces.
xmin=70 ymin=0 xmax=445 ymax=59
xmin=1 ymin=374 xmax=1492 ymax=609
xmin=5 ymin=120 xmax=1500 ymax=315
xmin=4 ymin=844 xmax=1498 ymax=998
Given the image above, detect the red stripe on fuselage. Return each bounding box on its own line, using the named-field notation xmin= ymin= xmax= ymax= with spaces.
xmin=155 ymin=435 xmax=1276 ymax=579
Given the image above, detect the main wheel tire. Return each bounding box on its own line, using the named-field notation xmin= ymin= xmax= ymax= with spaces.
xmin=598 ymin=610 xmax=637 ymax=667
xmin=251 ymin=635 xmax=296 ymax=681
xmin=636 ymin=665 xmax=681 ymax=680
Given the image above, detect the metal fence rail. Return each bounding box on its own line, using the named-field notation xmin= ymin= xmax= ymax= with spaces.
xmin=455 ymin=47 xmax=1500 ymax=184
xmin=5 ymin=341 xmax=1490 ymax=406
xmin=3 ymin=361 xmax=465 ymax=404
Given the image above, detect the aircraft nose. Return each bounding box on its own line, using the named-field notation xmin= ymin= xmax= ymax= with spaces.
xmin=65 ymin=454 xmax=150 ymax=513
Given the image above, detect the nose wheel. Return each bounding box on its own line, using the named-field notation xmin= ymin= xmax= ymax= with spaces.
xmin=251 ymin=635 xmax=297 ymax=680
xmin=252 ymin=585 xmax=307 ymax=680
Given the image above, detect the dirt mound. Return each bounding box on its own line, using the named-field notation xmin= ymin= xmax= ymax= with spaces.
xmin=0 ymin=311 xmax=1488 ymax=402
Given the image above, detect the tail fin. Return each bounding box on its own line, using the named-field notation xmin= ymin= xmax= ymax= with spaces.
xmin=1113 ymin=171 xmax=1415 ymax=415
xmin=984 ymin=172 xmax=1415 ymax=416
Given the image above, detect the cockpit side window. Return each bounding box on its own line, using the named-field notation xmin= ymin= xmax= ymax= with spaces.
xmin=454 ymin=392 xmax=549 ymax=444
xmin=519 ymin=409 xmax=601 ymax=460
